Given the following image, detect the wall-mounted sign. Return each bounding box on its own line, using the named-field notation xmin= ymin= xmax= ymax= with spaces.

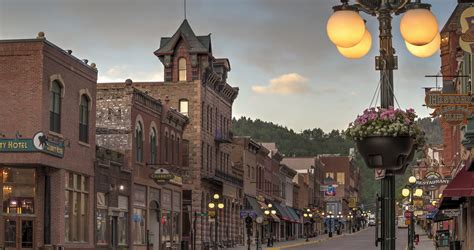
xmin=416 ymin=171 xmax=451 ymax=190
xmin=324 ymin=185 xmax=336 ymax=196
xmin=460 ymin=7 xmax=474 ymax=54
xmin=424 ymin=91 xmax=474 ymax=125
xmin=348 ymin=197 xmax=357 ymax=208
xmin=150 ymin=168 xmax=175 ymax=184
xmin=442 ymin=209 xmax=460 ymax=217
xmin=0 ymin=132 xmax=64 ymax=158
xmin=375 ymin=168 xmax=386 ymax=180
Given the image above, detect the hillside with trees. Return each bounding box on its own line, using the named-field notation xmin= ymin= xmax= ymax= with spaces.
xmin=232 ymin=116 xmax=443 ymax=210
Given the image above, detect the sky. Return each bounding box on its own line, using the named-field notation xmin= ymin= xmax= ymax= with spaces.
xmin=0 ymin=0 xmax=457 ymax=132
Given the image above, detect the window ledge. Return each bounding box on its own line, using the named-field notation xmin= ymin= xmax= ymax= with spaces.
xmin=78 ymin=141 xmax=90 ymax=148
xmin=48 ymin=131 xmax=64 ymax=139
xmin=135 ymin=162 xmax=145 ymax=167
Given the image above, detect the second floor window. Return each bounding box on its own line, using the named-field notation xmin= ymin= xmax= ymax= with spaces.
xmin=136 ymin=122 xmax=143 ymax=163
xmin=178 ymin=58 xmax=187 ymax=81
xmin=150 ymin=128 xmax=157 ymax=165
xmin=179 ymin=99 xmax=189 ymax=116
xmin=79 ymin=95 xmax=89 ymax=143
xmin=50 ymin=81 xmax=62 ymax=133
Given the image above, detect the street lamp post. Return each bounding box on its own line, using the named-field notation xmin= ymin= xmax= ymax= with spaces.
xmin=208 ymin=194 xmax=225 ymax=250
xmin=263 ymin=203 xmax=276 ymax=247
xmin=348 ymin=214 xmax=354 ymax=234
xmin=303 ymin=208 xmax=314 ymax=242
xmin=327 ymin=1 xmax=438 ymax=250
xmin=402 ymin=176 xmax=423 ymax=250
xmin=326 ymin=212 xmax=334 ymax=238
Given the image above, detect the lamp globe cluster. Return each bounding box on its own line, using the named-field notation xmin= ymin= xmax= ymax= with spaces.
xmin=326 ymin=1 xmax=439 ymax=59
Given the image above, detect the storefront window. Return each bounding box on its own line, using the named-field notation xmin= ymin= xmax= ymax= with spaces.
xmin=65 ymin=172 xmax=89 ymax=242
xmin=4 ymin=218 xmax=16 ymax=248
xmin=173 ymin=212 xmax=180 ymax=243
xmin=2 ymin=168 xmax=35 ymax=214
xmin=132 ymin=208 xmax=146 ymax=245
xmin=118 ymin=213 xmax=128 ymax=246
xmin=162 ymin=210 xmax=172 ymax=243
xmin=96 ymin=209 xmax=107 ymax=245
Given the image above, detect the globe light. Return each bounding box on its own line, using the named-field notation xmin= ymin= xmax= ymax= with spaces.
xmin=439 ymin=194 xmax=443 ymax=199
xmin=322 ymin=212 xmax=325 ymax=216
xmin=307 ymin=208 xmax=311 ymax=212
xmin=405 ymin=33 xmax=440 ymax=58
xmin=218 ymin=203 xmax=224 ymax=209
xmin=208 ymin=203 xmax=215 ymax=209
xmin=337 ymin=29 xmax=372 ymax=59
xmin=271 ymin=210 xmax=277 ymax=215
xmin=408 ymin=176 xmax=417 ymax=184
xmin=402 ymin=188 xmax=410 ymax=197
xmin=304 ymin=213 xmax=308 ymax=217
xmin=213 ymin=194 xmax=220 ymax=200
xmin=264 ymin=210 xmax=270 ymax=215
xmin=268 ymin=203 xmax=272 ymax=208
xmin=400 ymin=8 xmax=438 ymax=46
xmin=432 ymin=200 xmax=437 ymax=206
xmin=414 ymin=188 xmax=423 ymax=197
xmin=327 ymin=10 xmax=366 ymax=48
xmin=309 ymin=214 xmax=313 ymax=217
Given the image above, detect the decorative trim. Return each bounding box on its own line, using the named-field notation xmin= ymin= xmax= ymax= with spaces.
xmin=134 ymin=114 xmax=145 ymax=141
xmin=78 ymin=89 xmax=93 ymax=110
xmin=49 ymin=74 xmax=66 ymax=97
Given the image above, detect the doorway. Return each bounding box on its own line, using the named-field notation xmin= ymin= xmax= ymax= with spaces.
xmin=149 ymin=201 xmax=161 ymax=250
xmin=4 ymin=217 xmax=34 ymax=250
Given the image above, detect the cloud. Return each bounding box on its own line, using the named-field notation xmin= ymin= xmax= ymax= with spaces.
xmin=252 ymin=73 xmax=311 ymax=95
xmin=98 ymin=65 xmax=164 ymax=82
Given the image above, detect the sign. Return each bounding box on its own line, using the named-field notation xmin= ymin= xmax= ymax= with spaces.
xmin=416 ymin=171 xmax=451 ymax=190
xmin=256 ymin=216 xmax=263 ymax=224
xmin=325 ymin=185 xmax=336 ymax=196
xmin=424 ymin=91 xmax=474 ymax=125
xmin=404 ymin=210 xmax=412 ymax=219
xmin=413 ymin=199 xmax=424 ymax=208
xmin=375 ymin=168 xmax=386 ymax=180
xmin=348 ymin=197 xmax=357 ymax=208
xmin=442 ymin=209 xmax=460 ymax=217
xmin=0 ymin=132 xmax=64 ymax=158
xmin=208 ymin=210 xmax=216 ymax=218
xmin=150 ymin=168 xmax=175 ymax=184
xmin=240 ymin=210 xmax=257 ymax=219
xmin=195 ymin=212 xmax=208 ymax=217
xmin=460 ymin=7 xmax=474 ymax=54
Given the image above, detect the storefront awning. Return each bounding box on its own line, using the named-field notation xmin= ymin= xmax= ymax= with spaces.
xmin=271 ymin=202 xmax=292 ymax=222
xmin=443 ymin=165 xmax=474 ymax=198
xmin=244 ymin=195 xmax=264 ymax=217
xmin=287 ymin=207 xmax=301 ymax=223
xmin=432 ymin=210 xmax=453 ymax=222
xmin=257 ymin=200 xmax=280 ymax=222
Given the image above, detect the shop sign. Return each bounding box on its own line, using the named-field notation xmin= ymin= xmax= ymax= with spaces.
xmin=0 ymin=132 xmax=64 ymax=158
xmin=240 ymin=210 xmax=257 ymax=219
xmin=442 ymin=209 xmax=460 ymax=217
xmin=150 ymin=168 xmax=175 ymax=184
xmin=460 ymin=7 xmax=474 ymax=54
xmin=424 ymin=91 xmax=474 ymax=125
xmin=416 ymin=171 xmax=451 ymax=190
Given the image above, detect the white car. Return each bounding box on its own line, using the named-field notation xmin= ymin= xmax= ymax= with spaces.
xmin=368 ymin=218 xmax=376 ymax=226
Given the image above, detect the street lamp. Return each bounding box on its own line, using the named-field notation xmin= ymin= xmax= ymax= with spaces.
xmin=303 ymin=208 xmax=314 ymax=242
xmin=326 ymin=212 xmax=335 ymax=238
xmin=326 ymin=1 xmax=439 ymax=250
xmin=208 ymin=194 xmax=224 ymax=250
xmin=262 ymin=203 xmax=276 ymax=247
xmin=401 ymin=176 xmax=423 ymax=250
xmin=347 ymin=214 xmax=354 ymax=233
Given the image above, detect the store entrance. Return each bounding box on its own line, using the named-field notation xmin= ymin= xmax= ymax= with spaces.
xmin=4 ymin=217 xmax=34 ymax=250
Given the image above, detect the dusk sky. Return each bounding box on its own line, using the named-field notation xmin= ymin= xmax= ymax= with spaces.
xmin=0 ymin=0 xmax=457 ymax=132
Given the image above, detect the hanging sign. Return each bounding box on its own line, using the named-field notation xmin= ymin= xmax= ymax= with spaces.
xmin=416 ymin=171 xmax=451 ymax=190
xmin=460 ymin=7 xmax=474 ymax=54
xmin=150 ymin=168 xmax=175 ymax=184
xmin=325 ymin=185 xmax=336 ymax=196
xmin=424 ymin=91 xmax=474 ymax=125
xmin=0 ymin=132 xmax=64 ymax=158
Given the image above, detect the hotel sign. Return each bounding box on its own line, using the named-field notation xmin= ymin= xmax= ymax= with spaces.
xmin=424 ymin=91 xmax=474 ymax=125
xmin=150 ymin=168 xmax=175 ymax=184
xmin=0 ymin=132 xmax=64 ymax=158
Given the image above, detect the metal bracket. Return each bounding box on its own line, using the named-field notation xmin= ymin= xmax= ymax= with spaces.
xmin=375 ymin=56 xmax=398 ymax=70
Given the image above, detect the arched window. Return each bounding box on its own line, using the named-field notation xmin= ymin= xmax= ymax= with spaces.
xmin=179 ymin=99 xmax=189 ymax=116
xmin=136 ymin=122 xmax=143 ymax=162
xmin=79 ymin=95 xmax=90 ymax=143
xmin=150 ymin=128 xmax=157 ymax=165
xmin=178 ymin=58 xmax=187 ymax=81
xmin=50 ymin=81 xmax=62 ymax=133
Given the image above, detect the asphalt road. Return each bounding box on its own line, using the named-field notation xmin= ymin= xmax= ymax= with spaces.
xmin=287 ymin=226 xmax=411 ymax=250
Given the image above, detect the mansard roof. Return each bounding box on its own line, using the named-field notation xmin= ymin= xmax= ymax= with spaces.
xmin=155 ymin=19 xmax=211 ymax=56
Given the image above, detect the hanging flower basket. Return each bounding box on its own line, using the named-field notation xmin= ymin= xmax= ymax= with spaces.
xmin=345 ymin=107 xmax=425 ymax=170
xmin=389 ymin=144 xmax=418 ymax=175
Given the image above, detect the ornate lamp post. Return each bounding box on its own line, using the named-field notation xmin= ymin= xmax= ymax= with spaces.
xmin=402 ymin=176 xmax=423 ymax=250
xmin=347 ymin=214 xmax=354 ymax=233
xmin=326 ymin=1 xmax=438 ymax=249
xmin=326 ymin=212 xmax=335 ymax=237
xmin=208 ymin=194 xmax=225 ymax=250
xmin=303 ymin=208 xmax=314 ymax=242
xmin=263 ymin=203 xmax=276 ymax=247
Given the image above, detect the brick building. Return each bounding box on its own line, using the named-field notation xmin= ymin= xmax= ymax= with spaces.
xmin=0 ymin=34 xmax=97 ymax=249
xmin=95 ymin=83 xmax=188 ymax=250
xmin=100 ymin=20 xmax=242 ymax=248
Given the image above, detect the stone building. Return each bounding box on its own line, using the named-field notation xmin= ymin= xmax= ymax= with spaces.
xmin=0 ymin=33 xmax=97 ymax=249
xmin=99 ymin=19 xmax=241 ymax=248
xmin=95 ymin=84 xmax=188 ymax=250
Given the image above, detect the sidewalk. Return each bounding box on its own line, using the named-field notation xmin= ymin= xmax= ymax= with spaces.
xmin=411 ymin=225 xmax=436 ymax=250
xmin=229 ymin=228 xmax=370 ymax=250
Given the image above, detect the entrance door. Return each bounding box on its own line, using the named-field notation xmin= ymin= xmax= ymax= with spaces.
xmin=4 ymin=217 xmax=34 ymax=250
xmin=149 ymin=201 xmax=160 ymax=250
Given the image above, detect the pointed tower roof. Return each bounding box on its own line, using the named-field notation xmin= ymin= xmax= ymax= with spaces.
xmin=154 ymin=19 xmax=211 ymax=56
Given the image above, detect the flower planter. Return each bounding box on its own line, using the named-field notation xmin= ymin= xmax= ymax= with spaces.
xmin=389 ymin=145 xmax=417 ymax=175
xmin=356 ymin=136 xmax=414 ymax=170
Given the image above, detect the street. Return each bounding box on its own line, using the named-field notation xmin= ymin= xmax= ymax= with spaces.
xmin=286 ymin=227 xmax=411 ymax=250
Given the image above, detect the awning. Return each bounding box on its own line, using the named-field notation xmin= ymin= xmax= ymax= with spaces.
xmin=271 ymin=202 xmax=292 ymax=222
xmin=287 ymin=207 xmax=301 ymax=223
xmin=443 ymin=165 xmax=474 ymax=198
xmin=439 ymin=197 xmax=465 ymax=210
xmin=244 ymin=195 xmax=264 ymax=217
xmin=257 ymin=200 xmax=280 ymax=222
xmin=432 ymin=210 xmax=453 ymax=222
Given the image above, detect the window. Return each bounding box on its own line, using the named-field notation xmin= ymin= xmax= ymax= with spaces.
xmin=150 ymin=128 xmax=157 ymax=165
xmin=2 ymin=168 xmax=35 ymax=214
xmin=165 ymin=131 xmax=169 ymax=163
xmin=118 ymin=196 xmax=129 ymax=246
xmin=79 ymin=95 xmax=89 ymax=143
xmin=179 ymin=99 xmax=189 ymax=116
xmin=132 ymin=208 xmax=146 ymax=245
xmin=326 ymin=172 xmax=334 ymax=179
xmin=50 ymin=81 xmax=62 ymax=133
xmin=176 ymin=137 xmax=180 ymax=165
xmin=178 ymin=58 xmax=187 ymax=81
xmin=136 ymin=122 xmax=143 ymax=163
xmin=96 ymin=209 xmax=107 ymax=245
xmin=337 ymin=172 xmax=345 ymax=185
xmin=65 ymin=172 xmax=89 ymax=242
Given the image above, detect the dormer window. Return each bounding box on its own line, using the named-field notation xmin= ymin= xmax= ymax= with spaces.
xmin=179 ymin=58 xmax=187 ymax=81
